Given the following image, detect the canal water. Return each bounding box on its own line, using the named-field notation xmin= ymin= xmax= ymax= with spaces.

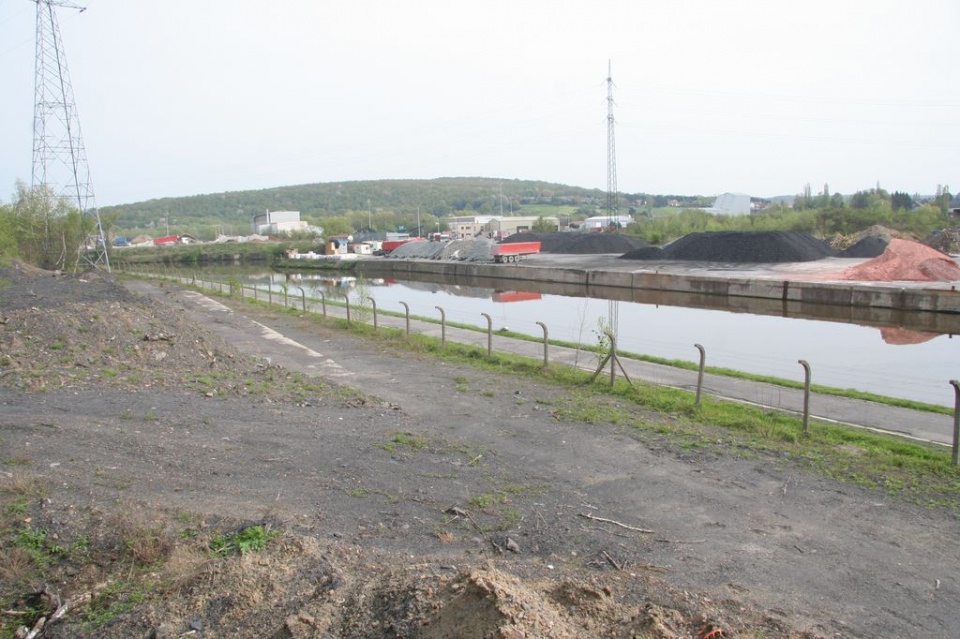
xmin=236 ymin=268 xmax=959 ymax=408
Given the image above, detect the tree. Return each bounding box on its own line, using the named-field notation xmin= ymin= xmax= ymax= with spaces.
xmin=531 ymin=216 xmax=557 ymax=232
xmin=5 ymin=181 xmax=85 ymax=270
xmin=890 ymin=191 xmax=913 ymax=211
xmin=849 ymin=190 xmax=871 ymax=210
xmin=320 ymin=217 xmax=353 ymax=237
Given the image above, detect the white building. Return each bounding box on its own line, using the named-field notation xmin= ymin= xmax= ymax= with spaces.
xmin=251 ymin=210 xmax=311 ymax=235
xmin=703 ymin=193 xmax=751 ymax=216
xmin=581 ymin=215 xmax=634 ymax=231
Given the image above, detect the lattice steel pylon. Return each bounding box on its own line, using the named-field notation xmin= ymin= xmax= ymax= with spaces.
xmin=31 ymin=0 xmax=109 ymax=271
xmin=604 ymin=61 xmax=619 ymax=337
xmin=605 ymin=60 xmax=619 ymax=217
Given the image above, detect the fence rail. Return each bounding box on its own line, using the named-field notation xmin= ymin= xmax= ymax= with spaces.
xmin=119 ymin=266 xmax=960 ymax=459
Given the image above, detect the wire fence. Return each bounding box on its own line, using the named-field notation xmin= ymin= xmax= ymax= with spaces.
xmin=120 ymin=265 xmax=960 ymax=462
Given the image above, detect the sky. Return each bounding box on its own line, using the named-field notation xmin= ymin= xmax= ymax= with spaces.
xmin=1 ymin=0 xmax=957 ymax=207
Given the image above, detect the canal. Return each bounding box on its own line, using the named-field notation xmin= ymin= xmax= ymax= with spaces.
xmin=223 ymin=266 xmax=960 ymax=408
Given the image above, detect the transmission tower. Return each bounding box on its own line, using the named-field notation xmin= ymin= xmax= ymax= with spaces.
xmin=605 ymin=60 xmax=619 ymax=216
xmin=604 ymin=61 xmax=619 ymax=337
xmin=31 ymin=0 xmax=109 ymax=271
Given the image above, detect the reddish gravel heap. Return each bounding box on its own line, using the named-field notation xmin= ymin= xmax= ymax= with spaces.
xmin=840 ymin=238 xmax=960 ymax=282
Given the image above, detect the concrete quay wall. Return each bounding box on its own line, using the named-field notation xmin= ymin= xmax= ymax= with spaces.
xmin=355 ymin=259 xmax=960 ymax=315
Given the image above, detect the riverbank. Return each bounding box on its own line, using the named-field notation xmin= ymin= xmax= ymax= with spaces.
xmin=272 ymin=253 xmax=960 ymax=333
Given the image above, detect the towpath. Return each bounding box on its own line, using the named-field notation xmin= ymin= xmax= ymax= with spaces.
xmin=127 ymin=277 xmax=957 ymax=448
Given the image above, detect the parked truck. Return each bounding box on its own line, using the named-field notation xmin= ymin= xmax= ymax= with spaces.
xmin=490 ymin=241 xmax=541 ymax=263
xmin=380 ymin=237 xmax=426 ymax=255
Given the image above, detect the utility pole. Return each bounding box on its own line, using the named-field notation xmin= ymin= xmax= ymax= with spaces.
xmin=31 ymin=0 xmax=109 ymax=271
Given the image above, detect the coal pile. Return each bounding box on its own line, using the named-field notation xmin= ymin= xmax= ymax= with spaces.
xmin=620 ymin=231 xmax=835 ymax=263
xmin=501 ymin=231 xmax=646 ymax=254
xmin=837 ymin=236 xmax=888 ymax=258
xmin=619 ymin=246 xmax=663 ymax=260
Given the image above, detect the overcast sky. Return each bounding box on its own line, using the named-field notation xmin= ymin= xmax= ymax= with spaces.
xmin=1 ymin=0 xmax=957 ymax=207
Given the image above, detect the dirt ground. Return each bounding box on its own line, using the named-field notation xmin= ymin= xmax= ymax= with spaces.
xmin=2 ymin=262 xmax=959 ymax=638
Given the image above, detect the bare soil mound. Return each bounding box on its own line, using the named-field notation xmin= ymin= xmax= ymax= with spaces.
xmin=840 ymin=238 xmax=960 ymax=282
xmin=621 ymin=231 xmax=834 ymax=263
xmin=501 ymin=231 xmax=646 ymax=254
xmin=0 ymin=266 xmax=269 ymax=394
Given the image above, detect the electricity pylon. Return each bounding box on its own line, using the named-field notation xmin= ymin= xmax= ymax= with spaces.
xmin=605 ymin=60 xmax=619 ymax=217
xmin=605 ymin=61 xmax=619 ymax=337
xmin=31 ymin=0 xmax=109 ymax=271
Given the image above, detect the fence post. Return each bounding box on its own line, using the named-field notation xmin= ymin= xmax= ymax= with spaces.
xmin=298 ymin=286 xmax=306 ymax=312
xmin=268 ymin=286 xmax=273 ymax=306
xmin=318 ymin=292 xmax=326 ymax=317
xmin=254 ymin=284 xmax=258 ymax=301
xmin=799 ymin=359 xmax=812 ymax=435
xmin=536 ymin=321 xmax=549 ymax=367
xmin=399 ymin=302 xmax=410 ymax=336
xmin=365 ymin=296 xmax=378 ymax=330
xmin=950 ymin=380 xmax=960 ymax=466
xmin=344 ymin=295 xmax=351 ymax=325
xmin=481 ymin=312 xmax=492 ymax=357
xmin=694 ymin=343 xmax=706 ymax=407
xmin=435 ymin=306 xmax=446 ymax=347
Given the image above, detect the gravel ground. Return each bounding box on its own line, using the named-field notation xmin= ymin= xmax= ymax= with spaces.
xmin=2 ymin=263 xmax=960 ymax=638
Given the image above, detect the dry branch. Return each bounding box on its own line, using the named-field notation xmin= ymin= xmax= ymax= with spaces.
xmin=578 ymin=512 xmax=654 ymax=533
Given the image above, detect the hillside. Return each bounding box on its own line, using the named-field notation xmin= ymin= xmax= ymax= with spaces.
xmin=100 ymin=178 xmax=601 ymax=234
xmin=99 ymin=177 xmax=710 ymax=240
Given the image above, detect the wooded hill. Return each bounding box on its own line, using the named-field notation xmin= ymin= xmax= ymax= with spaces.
xmin=99 ymin=177 xmax=711 ymax=238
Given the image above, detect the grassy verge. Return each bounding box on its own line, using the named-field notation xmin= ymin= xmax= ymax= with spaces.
xmin=202 ymin=284 xmax=960 ymax=512
xmin=206 ymin=277 xmax=951 ymax=416
xmin=130 ymin=274 xmax=960 ymax=511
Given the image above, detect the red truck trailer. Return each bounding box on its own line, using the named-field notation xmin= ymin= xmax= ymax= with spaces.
xmin=380 ymin=237 xmax=426 ymax=254
xmin=490 ymin=241 xmax=541 ymax=263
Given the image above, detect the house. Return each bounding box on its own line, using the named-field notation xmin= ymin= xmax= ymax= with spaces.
xmin=324 ymin=235 xmax=350 ymax=256
xmin=949 ymin=194 xmax=960 ymax=217
xmin=485 ymin=216 xmax=559 ymax=239
xmin=447 ymin=215 xmax=497 ymax=240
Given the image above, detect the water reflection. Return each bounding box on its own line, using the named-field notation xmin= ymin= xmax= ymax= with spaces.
xmin=223 ymin=267 xmax=959 ymax=406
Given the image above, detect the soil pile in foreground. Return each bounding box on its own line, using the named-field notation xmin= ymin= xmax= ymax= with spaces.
xmin=840 ymin=238 xmax=960 ymax=282
xmin=501 ymin=231 xmax=647 ymax=254
xmin=620 ymin=231 xmax=835 ymax=263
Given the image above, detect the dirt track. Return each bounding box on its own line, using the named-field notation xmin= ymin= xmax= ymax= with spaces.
xmin=2 ymin=268 xmax=959 ymax=638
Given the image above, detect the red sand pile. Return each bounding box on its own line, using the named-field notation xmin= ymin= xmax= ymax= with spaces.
xmin=841 ymin=238 xmax=960 ymax=282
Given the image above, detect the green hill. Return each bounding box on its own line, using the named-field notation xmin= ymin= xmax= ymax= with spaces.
xmin=99 ymin=178 xmax=716 ymax=241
